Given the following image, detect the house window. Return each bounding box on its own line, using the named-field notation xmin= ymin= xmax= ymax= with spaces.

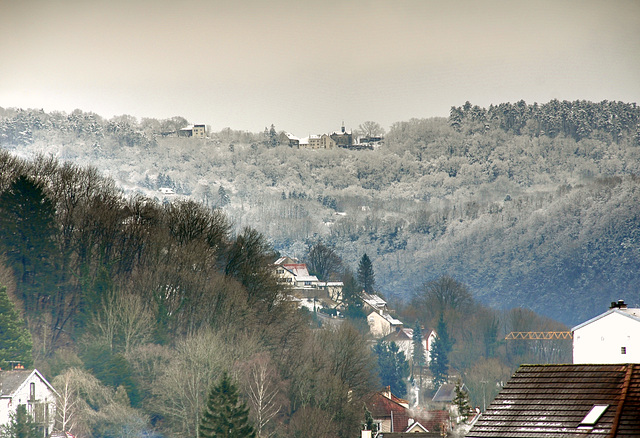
xmin=621 ymin=346 xmax=627 ymax=354
xmin=30 ymin=382 xmax=35 ymax=400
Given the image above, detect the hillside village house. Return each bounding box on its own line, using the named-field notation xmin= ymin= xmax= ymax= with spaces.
xmin=383 ymin=327 xmax=436 ymax=367
xmin=367 ymin=311 xmax=404 ymax=338
xmin=572 ymin=299 xmax=640 ymax=364
xmin=273 ymin=257 xmax=343 ymax=310
xmin=0 ymin=369 xmax=57 ymax=437
xmin=365 ymin=387 xmax=450 ymax=436
xmin=362 ymin=292 xmax=388 ymax=315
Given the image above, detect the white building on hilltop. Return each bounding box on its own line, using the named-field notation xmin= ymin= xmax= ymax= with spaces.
xmin=572 ymin=299 xmax=640 ymax=364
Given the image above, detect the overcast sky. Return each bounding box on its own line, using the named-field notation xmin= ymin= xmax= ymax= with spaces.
xmin=1 ymin=0 xmax=639 ymax=135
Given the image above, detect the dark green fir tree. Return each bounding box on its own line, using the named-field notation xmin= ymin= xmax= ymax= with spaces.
xmin=452 ymin=380 xmax=471 ymax=422
xmin=411 ymin=322 xmax=426 ymax=382
xmin=0 ymin=175 xmax=58 ymax=315
xmin=373 ymin=341 xmax=409 ymax=398
xmin=357 ymin=253 xmax=375 ymax=294
xmin=0 ymin=283 xmax=33 ymax=369
xmin=199 ymin=372 xmax=256 ymax=438
xmin=429 ymin=314 xmax=452 ymax=389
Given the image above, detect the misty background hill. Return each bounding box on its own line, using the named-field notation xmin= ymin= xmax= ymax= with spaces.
xmin=2 ymin=100 xmax=639 ymax=326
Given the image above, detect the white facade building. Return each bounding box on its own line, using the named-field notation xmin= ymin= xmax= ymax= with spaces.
xmin=0 ymin=369 xmax=57 ymax=437
xmin=572 ymin=300 xmax=640 ymax=364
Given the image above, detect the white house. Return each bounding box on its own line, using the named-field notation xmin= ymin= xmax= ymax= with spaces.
xmin=383 ymin=327 xmax=437 ymax=365
xmin=367 ymin=311 xmax=404 ymax=338
xmin=361 ymin=292 xmax=388 ymax=314
xmin=572 ymin=300 xmax=640 ymax=364
xmin=273 ymin=257 xmax=319 ymax=289
xmin=0 ymin=369 xmax=57 ymax=437
xmin=273 ymin=257 xmax=343 ymax=309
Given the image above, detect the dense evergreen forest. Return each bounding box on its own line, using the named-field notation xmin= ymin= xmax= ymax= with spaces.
xmin=2 ymin=100 xmax=638 ymax=325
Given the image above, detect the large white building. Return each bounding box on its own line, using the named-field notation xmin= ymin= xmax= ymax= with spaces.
xmin=0 ymin=369 xmax=57 ymax=437
xmin=572 ymin=300 xmax=640 ymax=364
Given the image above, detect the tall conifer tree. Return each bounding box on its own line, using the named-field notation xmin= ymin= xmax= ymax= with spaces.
xmin=357 ymin=253 xmax=375 ymax=294
xmin=429 ymin=314 xmax=452 ymax=388
xmin=0 ymin=283 xmax=33 ymax=369
xmin=0 ymin=175 xmax=57 ymax=314
xmin=199 ymin=372 xmax=255 ymax=438
xmin=411 ymin=322 xmax=426 ymax=382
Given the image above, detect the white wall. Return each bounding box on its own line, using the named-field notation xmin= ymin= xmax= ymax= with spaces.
xmin=573 ymin=311 xmax=640 ymax=364
xmin=0 ymin=372 xmax=57 ymax=436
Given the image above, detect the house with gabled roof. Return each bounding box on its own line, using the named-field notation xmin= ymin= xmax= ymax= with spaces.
xmin=365 ymin=387 xmax=451 ymax=436
xmin=274 ymin=257 xmax=319 ymax=289
xmin=0 ymin=369 xmax=58 ymax=437
xmin=383 ymin=327 xmax=436 ymax=366
xmin=368 ymin=311 xmax=404 ymax=339
xmin=274 ymin=256 xmax=343 ymax=309
xmin=362 ymin=292 xmax=388 ymax=315
xmin=572 ymin=299 xmax=640 ymax=364
xmin=466 ymin=363 xmax=640 ymax=438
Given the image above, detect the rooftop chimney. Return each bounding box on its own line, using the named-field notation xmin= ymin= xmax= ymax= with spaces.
xmin=610 ymin=299 xmax=627 ymax=309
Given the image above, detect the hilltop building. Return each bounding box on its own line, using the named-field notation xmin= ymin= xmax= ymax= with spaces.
xmin=178 ymin=124 xmax=206 ymax=138
xmin=279 ymin=123 xmax=378 ymax=150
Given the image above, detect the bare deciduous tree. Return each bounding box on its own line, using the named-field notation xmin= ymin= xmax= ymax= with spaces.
xmin=357 ymin=121 xmax=385 ymax=138
xmin=242 ymin=353 xmax=281 ymax=438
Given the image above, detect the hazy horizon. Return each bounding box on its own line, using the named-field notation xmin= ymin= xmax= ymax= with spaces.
xmin=1 ymin=0 xmax=639 ymax=135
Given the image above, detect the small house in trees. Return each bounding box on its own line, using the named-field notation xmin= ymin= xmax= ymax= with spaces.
xmin=572 ymin=299 xmax=640 ymax=364
xmin=274 ymin=257 xmax=319 ymax=289
xmin=432 ymin=382 xmax=471 ymax=424
xmin=365 ymin=387 xmax=451 ymax=435
xmin=274 ymin=257 xmax=343 ymax=310
xmin=0 ymin=369 xmax=57 ymax=437
xmin=361 ymin=292 xmax=388 ymax=314
xmin=367 ymin=311 xmax=403 ymax=338
xmin=383 ymin=327 xmax=436 ymax=365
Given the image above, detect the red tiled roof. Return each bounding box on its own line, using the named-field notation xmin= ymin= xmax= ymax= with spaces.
xmin=467 ymin=364 xmax=640 ymax=438
xmin=418 ymin=410 xmax=449 ymax=432
xmin=366 ymin=392 xmax=410 ymax=432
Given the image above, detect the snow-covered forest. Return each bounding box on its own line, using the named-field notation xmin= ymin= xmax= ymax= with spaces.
xmin=2 ymin=100 xmax=639 ymax=325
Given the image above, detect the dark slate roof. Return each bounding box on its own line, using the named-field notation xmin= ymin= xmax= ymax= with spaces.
xmin=432 ymin=382 xmax=467 ymax=403
xmin=0 ymin=370 xmax=34 ymax=396
xmin=466 ymin=364 xmax=640 ymax=438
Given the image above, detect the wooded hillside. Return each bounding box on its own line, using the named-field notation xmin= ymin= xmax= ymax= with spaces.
xmin=2 ymin=100 xmax=638 ymax=325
